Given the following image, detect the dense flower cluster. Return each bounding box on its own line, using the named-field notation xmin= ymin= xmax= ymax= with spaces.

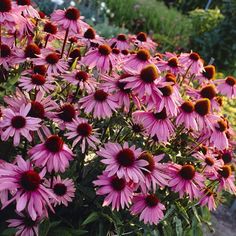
xmin=0 ymin=1 xmax=235 ymax=235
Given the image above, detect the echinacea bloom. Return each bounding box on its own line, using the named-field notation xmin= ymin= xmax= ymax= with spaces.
xmin=122 ymin=49 xmax=153 ymax=71
xmin=0 ymin=103 xmax=41 ymax=146
xmin=79 ymin=89 xmax=119 ymax=119
xmin=199 ymin=188 xmax=217 ymax=211
xmin=219 ymin=150 xmax=234 ymax=165
xmin=216 ymin=76 xmax=236 ymax=98
xmin=7 ymin=212 xmax=43 ymax=236
xmin=216 ymin=165 xmax=236 ymax=194
xmin=45 ymin=176 xmax=75 ymax=207
xmin=176 ymin=101 xmax=198 ymax=130
xmin=178 ymin=52 xmax=204 ymax=74
xmin=97 ymin=142 xmax=147 ymax=183
xmin=138 ymin=152 xmax=169 ymax=192
xmin=19 ymin=73 xmax=55 ymax=93
xmin=0 ymin=0 xmax=17 ymax=29
xmin=157 ymin=57 xmax=184 ymax=75
xmin=65 ymin=117 xmax=100 ymax=152
xmin=130 ymin=194 xmax=165 ymax=225
xmin=80 ymin=27 xmax=104 ymax=47
xmin=195 ymin=65 xmax=216 ymax=84
xmin=133 ymin=108 xmax=174 ymax=143
xmin=0 ymin=43 xmax=14 ymax=69
xmin=29 ymin=135 xmax=74 ymax=173
xmin=93 ymin=171 xmax=134 ymax=211
xmin=34 ymin=51 xmax=68 ymax=76
xmin=0 ymin=156 xmax=55 ymax=220
xmin=51 ymin=7 xmax=89 ymax=34
xmin=81 ymin=44 xmax=117 ymax=72
xmin=109 ymin=34 xmax=130 ymax=50
xmin=209 ymin=119 xmax=229 ymax=150
xmin=134 ymin=32 xmax=157 ymax=52
xmin=15 ymin=0 xmax=40 ymax=19
xmin=64 ymin=70 xmax=97 ymax=92
xmin=168 ymin=164 xmax=205 ymax=200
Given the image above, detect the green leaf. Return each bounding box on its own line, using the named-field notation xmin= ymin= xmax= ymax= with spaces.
xmin=82 ymin=212 xmax=100 ymax=226
xmin=1 ymin=228 xmax=17 ymax=236
xmin=39 ymin=219 xmax=50 ymax=236
xmin=173 ymin=217 xmax=183 ymax=236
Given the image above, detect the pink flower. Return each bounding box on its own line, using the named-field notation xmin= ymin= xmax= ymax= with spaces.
xmin=157 ymin=57 xmax=184 ymax=75
xmin=138 ymin=152 xmax=170 ymax=192
xmin=44 ymin=176 xmax=75 ymax=207
xmin=0 ymin=104 xmax=41 ymax=146
xmin=79 ymin=89 xmax=119 ymax=119
xmin=168 ymin=164 xmax=205 ymax=200
xmin=216 ymin=76 xmax=236 ymax=99
xmin=7 ymin=212 xmax=43 ymax=236
xmin=80 ymin=27 xmax=104 ymax=47
xmin=132 ymin=108 xmax=174 ymax=143
xmin=133 ymin=32 xmax=157 ymax=52
xmin=176 ymin=101 xmax=198 ymax=130
xmin=97 ymin=142 xmax=147 ymax=183
xmin=109 ymin=34 xmax=130 ymax=50
xmin=65 ymin=117 xmax=100 ymax=152
xmin=29 ymin=135 xmax=74 ymax=173
xmin=82 ymin=44 xmax=117 ymax=72
xmin=93 ymin=171 xmax=134 ymax=211
xmin=0 ymin=0 xmax=17 ymax=30
xmin=51 ymin=7 xmax=89 ymax=34
xmin=199 ymin=188 xmax=217 ymax=211
xmin=195 ymin=65 xmax=216 ymax=84
xmin=130 ymin=194 xmax=165 ymax=225
xmin=178 ymin=52 xmax=204 ymax=74
xmin=0 ymin=156 xmax=55 ymax=220
xmin=122 ymin=49 xmax=153 ymax=71
xmin=34 ymin=51 xmax=68 ymax=76
xmin=0 ymin=43 xmax=15 ymax=69
xmin=64 ymin=70 xmax=97 ymax=92
xmin=15 ymin=0 xmax=40 ymax=18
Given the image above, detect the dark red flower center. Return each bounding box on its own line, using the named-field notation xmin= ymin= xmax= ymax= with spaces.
xmin=75 ymin=71 xmax=88 ymax=81
xmin=189 ymin=52 xmax=200 ymax=61
xmin=29 ymin=101 xmax=45 ymax=119
xmin=69 ymin=48 xmax=81 ymax=59
xmin=46 ymin=53 xmax=60 ymax=65
xmin=132 ymin=123 xmax=143 ymax=133
xmin=58 ymin=104 xmax=76 ymax=122
xmin=112 ymin=48 xmax=120 ymax=55
xmin=0 ymin=44 xmax=11 ymax=58
xmin=194 ymin=98 xmax=210 ymax=116
xmin=216 ymin=96 xmax=223 ymax=106
xmin=179 ymin=164 xmax=195 ymax=180
xmin=69 ymin=37 xmax=78 ymax=43
xmin=225 ymin=76 xmax=236 ymax=86
xmin=20 ymin=170 xmax=41 ymax=191
xmin=202 ymin=65 xmax=215 ymax=80
xmin=221 ymin=152 xmax=232 ymax=164
xmin=216 ymin=120 xmax=227 ymax=132
xmin=159 ymin=86 xmax=173 ymax=97
xmin=98 ymin=45 xmax=111 ymax=56
xmin=140 ymin=65 xmax=158 ymax=83
xmin=94 ymin=90 xmax=108 ymax=102
xmin=165 ymin=73 xmax=176 ymax=84
xmin=205 ymin=157 xmax=214 ymax=166
xmin=38 ymin=11 xmax=45 ymax=19
xmin=11 ymin=116 xmax=26 ymax=129
xmin=116 ymin=148 xmax=135 ymax=167
xmin=45 ymin=135 xmax=64 ymax=153
xmin=44 ymin=22 xmax=57 ymax=34
xmin=145 ymin=194 xmax=159 ymax=207
xmin=153 ymin=108 xmax=167 ymax=120
xmin=139 ymin=152 xmax=155 ymax=174
xmin=33 ymin=65 xmax=47 ymax=76
xmin=218 ymin=165 xmax=231 ymax=179
xmin=84 ymin=27 xmax=96 ymax=39
xmin=77 ymin=123 xmax=92 ymax=137
xmin=181 ymin=101 xmax=194 ymax=113
xmin=199 ymin=145 xmax=208 ymax=155
xmin=53 ymin=183 xmax=67 ymax=196
xmin=0 ymin=0 xmax=12 ymax=12
xmin=17 ymin=0 xmax=31 ymax=6
xmin=111 ymin=176 xmax=126 ymax=191
xmin=121 ymin=49 xmax=129 ymax=55
xmin=168 ymin=57 xmax=178 ymax=68
xmin=24 ymin=43 xmax=41 ymax=58
xmin=65 ymin=7 xmax=80 ymax=20
xmin=200 ymin=85 xmax=216 ymax=100
xmin=137 ymin=32 xmax=147 ymax=42
xmin=31 ymin=74 xmax=46 ymax=85
xmin=117 ymin=34 xmax=127 ymax=41
xmin=117 ymin=80 xmax=131 ymax=94
xmin=136 ymin=49 xmax=150 ymax=61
